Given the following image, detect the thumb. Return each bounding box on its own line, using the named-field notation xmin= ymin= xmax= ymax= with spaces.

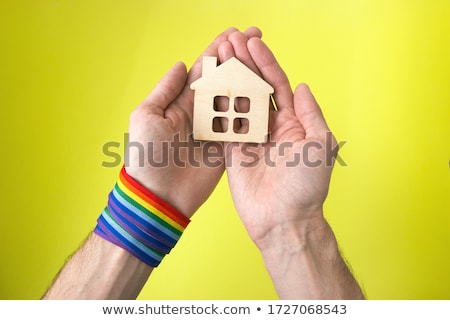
xmin=141 ymin=61 xmax=187 ymax=112
xmin=293 ymin=83 xmax=330 ymax=139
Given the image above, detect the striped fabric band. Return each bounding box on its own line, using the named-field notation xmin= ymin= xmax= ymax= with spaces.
xmin=94 ymin=166 xmax=190 ymax=267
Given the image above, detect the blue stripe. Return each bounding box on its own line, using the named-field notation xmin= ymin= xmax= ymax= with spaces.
xmin=94 ymin=222 xmax=109 ymax=239
xmin=111 ymin=187 xmax=180 ymax=243
xmin=96 ymin=215 xmax=159 ymax=267
xmin=99 ymin=209 xmax=163 ymax=265
xmin=107 ymin=197 xmax=172 ymax=254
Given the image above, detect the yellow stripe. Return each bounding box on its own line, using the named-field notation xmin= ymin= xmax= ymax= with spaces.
xmin=116 ymin=178 xmax=185 ymax=232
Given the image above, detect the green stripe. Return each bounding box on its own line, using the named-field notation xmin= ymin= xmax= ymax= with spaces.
xmin=114 ymin=183 xmax=182 ymax=236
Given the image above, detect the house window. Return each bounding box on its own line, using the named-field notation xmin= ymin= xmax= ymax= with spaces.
xmin=213 ymin=96 xmax=230 ymax=112
xmin=233 ymin=118 xmax=249 ymax=134
xmin=212 ymin=96 xmax=252 ymax=134
xmin=234 ymin=97 xmax=250 ymax=113
xmin=212 ymin=117 xmax=228 ymax=133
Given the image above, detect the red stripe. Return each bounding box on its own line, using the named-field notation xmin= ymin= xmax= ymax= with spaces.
xmin=120 ymin=167 xmax=190 ymax=227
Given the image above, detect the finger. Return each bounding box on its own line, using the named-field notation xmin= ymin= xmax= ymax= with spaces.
xmin=218 ymin=40 xmax=250 ymax=133
xmin=228 ymin=31 xmax=261 ymax=77
xmin=187 ymin=27 xmax=239 ymax=83
xmin=217 ymin=40 xmax=235 ymax=112
xmin=243 ymin=26 xmax=262 ymax=39
xmin=247 ymin=38 xmax=293 ymax=111
xmin=218 ymin=40 xmax=235 ymax=64
xmin=212 ymin=41 xmax=235 ymax=133
xmin=293 ymin=83 xmax=330 ymax=138
xmin=141 ymin=61 xmax=187 ymax=113
xmin=226 ymin=31 xmax=265 ymax=130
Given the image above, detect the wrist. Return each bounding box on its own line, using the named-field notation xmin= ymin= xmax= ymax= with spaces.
xmin=256 ymin=210 xmax=340 ymax=283
xmin=256 ymin=209 xmax=364 ymax=299
xmin=95 ymin=166 xmax=190 ymax=268
xmin=257 ymin=208 xmax=334 ymax=255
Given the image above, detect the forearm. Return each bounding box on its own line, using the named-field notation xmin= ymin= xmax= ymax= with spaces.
xmin=258 ymin=212 xmax=364 ymax=300
xmin=42 ymin=232 xmax=153 ymax=299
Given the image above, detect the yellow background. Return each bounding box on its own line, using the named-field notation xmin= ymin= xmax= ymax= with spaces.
xmin=0 ymin=0 xmax=449 ymax=299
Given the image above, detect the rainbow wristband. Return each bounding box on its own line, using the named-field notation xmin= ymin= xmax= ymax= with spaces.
xmin=94 ymin=166 xmax=190 ymax=267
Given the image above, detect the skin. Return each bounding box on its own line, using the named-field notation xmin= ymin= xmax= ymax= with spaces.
xmin=42 ymin=27 xmax=364 ymax=300
xmin=220 ymin=33 xmax=364 ymax=299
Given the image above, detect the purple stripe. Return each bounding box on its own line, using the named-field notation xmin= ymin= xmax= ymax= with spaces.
xmin=94 ymin=223 xmax=110 ymax=240
xmin=108 ymin=191 xmax=178 ymax=246
xmin=107 ymin=198 xmax=171 ymax=254
xmin=95 ymin=215 xmax=160 ymax=266
xmin=95 ymin=220 xmax=129 ymax=252
xmin=108 ymin=194 xmax=176 ymax=248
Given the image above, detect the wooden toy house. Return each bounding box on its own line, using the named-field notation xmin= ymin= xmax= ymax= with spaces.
xmin=190 ymin=56 xmax=274 ymax=143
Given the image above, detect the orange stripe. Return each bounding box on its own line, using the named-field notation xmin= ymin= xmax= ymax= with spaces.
xmin=119 ymin=169 xmax=190 ymax=228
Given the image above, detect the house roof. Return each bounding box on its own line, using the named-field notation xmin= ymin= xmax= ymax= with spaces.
xmin=190 ymin=57 xmax=274 ymax=94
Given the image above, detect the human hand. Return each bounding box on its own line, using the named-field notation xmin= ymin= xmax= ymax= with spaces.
xmin=125 ymin=27 xmax=263 ymax=217
xmin=218 ymin=33 xmax=364 ymax=299
xmin=219 ymin=33 xmax=337 ymax=250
